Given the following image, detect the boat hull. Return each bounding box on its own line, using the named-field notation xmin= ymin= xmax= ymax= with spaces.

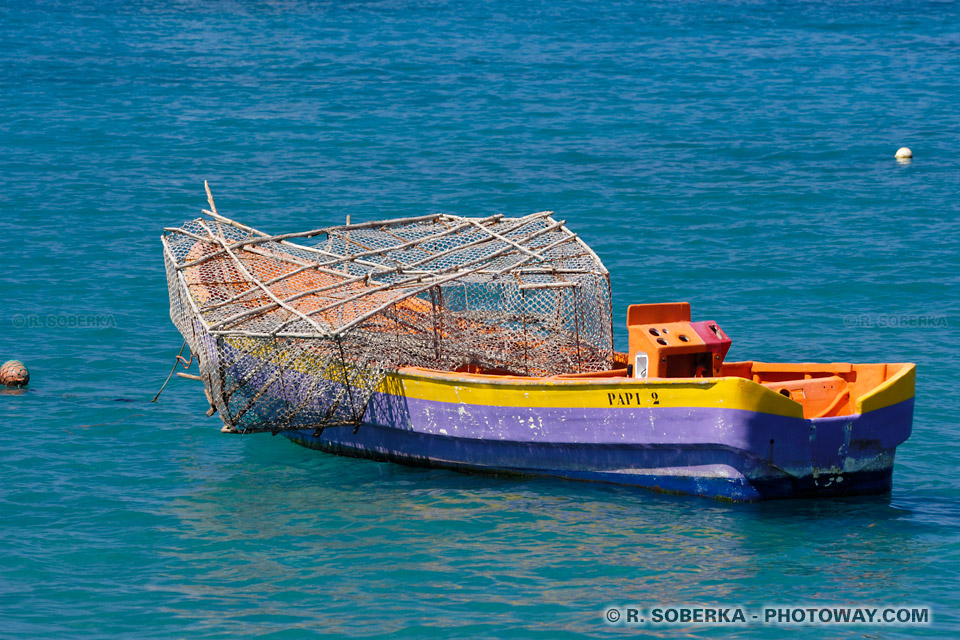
xmin=281 ymin=368 xmax=914 ymax=502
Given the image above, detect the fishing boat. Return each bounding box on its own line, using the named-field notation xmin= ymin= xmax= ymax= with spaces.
xmin=161 ymin=186 xmax=914 ymax=501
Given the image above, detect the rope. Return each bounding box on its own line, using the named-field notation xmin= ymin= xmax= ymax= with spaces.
xmin=151 ymin=339 xmax=192 ymax=403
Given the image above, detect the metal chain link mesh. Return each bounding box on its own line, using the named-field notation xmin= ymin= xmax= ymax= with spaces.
xmin=163 ymin=210 xmax=613 ymax=433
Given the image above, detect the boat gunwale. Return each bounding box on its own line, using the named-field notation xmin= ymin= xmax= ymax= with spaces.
xmin=391 ymin=361 xmax=916 ymax=388
xmin=384 ymin=362 xmax=916 ymax=420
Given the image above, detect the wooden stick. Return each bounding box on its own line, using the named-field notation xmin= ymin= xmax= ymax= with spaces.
xmin=189 ymin=216 xmax=547 ymax=331
xmin=168 ymin=227 xmax=215 ymax=244
xmin=262 ymin=216 xmax=575 ymax=337
xmin=204 ymin=180 xmax=218 ymax=216
xmin=492 ymin=228 xmax=576 ymax=274
xmin=172 ymin=198 xmax=609 ymax=344
xmin=196 ymin=220 xmax=330 ymax=335
xmin=518 ymin=282 xmax=580 ymax=290
xmin=332 ymin=221 xmax=575 ymax=335
xmin=203 ymin=207 xmax=443 ymax=238
xmin=200 ymin=259 xmax=356 ymax=312
xmin=194 ymin=216 xmax=508 ymax=319
xmin=464 ymin=216 xmax=544 ymax=260
xmin=175 ymin=212 xmax=482 ymax=273
xmin=207 ymin=271 xmax=371 ymax=331
xmin=400 ymin=215 xmax=556 ymax=271
xmin=563 ymin=225 xmax=609 ymax=275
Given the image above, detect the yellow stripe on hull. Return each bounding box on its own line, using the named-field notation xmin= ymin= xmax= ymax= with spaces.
xmin=381 ymin=369 xmax=803 ymax=417
xmin=380 ymin=363 xmax=916 ymax=419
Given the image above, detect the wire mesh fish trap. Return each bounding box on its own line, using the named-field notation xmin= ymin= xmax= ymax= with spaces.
xmin=162 ymin=196 xmax=613 ymax=434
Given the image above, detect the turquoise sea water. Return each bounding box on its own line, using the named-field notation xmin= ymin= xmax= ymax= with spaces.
xmin=2 ymin=1 xmax=960 ymax=637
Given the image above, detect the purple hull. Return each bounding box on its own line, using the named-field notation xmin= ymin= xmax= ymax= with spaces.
xmin=283 ymin=390 xmax=913 ymax=501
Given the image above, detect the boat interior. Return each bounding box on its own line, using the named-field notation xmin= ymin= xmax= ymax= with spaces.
xmin=452 ymin=359 xmax=910 ymax=419
xmin=441 ymin=302 xmax=912 ymax=419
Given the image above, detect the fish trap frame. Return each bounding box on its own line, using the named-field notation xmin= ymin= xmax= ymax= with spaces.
xmin=162 ymin=190 xmax=613 ymax=434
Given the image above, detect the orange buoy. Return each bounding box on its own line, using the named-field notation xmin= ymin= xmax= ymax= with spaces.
xmin=0 ymin=360 xmax=29 ymax=387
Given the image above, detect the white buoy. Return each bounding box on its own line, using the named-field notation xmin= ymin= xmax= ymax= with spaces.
xmin=895 ymin=147 xmax=913 ymax=159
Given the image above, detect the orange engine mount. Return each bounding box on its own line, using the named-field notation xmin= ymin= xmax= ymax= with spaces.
xmin=626 ymin=302 xmax=731 ymax=379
